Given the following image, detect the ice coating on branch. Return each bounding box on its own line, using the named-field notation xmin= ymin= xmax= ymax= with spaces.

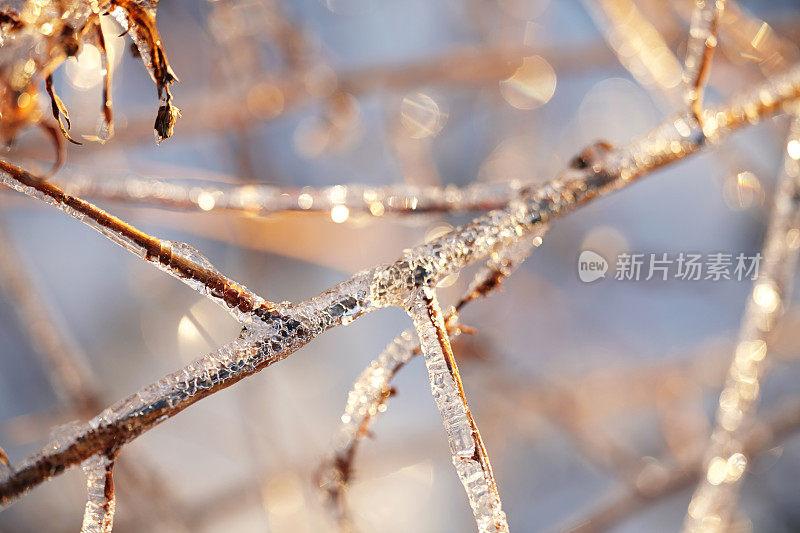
xmin=0 ymin=163 xmax=273 ymax=323
xmin=131 ymin=236 xmax=271 ymax=324
xmin=317 ymin=329 xmax=417 ymax=528
xmin=409 ymin=290 xmax=508 ymax=533
xmin=47 ymin=420 xmax=85 ymax=455
xmin=683 ymin=115 xmax=800 ymax=532
xmin=319 ymin=233 xmax=546 ymax=525
xmin=162 ymin=241 xmax=218 ymax=272
xmin=334 ymin=329 xmax=417 ymax=452
xmin=156 ymin=240 xmax=270 ymax=325
xmin=461 ymin=231 xmax=546 ymax=305
xmin=81 ymin=455 xmax=115 ymax=533
xmin=55 ymin=171 xmax=525 ymax=217
xmin=1 ymin=271 xmax=379 ymax=505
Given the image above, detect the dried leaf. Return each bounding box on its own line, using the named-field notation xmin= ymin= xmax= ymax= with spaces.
xmin=45 ymin=75 xmax=81 ymax=146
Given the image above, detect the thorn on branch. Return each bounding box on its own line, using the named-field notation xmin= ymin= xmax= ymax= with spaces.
xmin=569 ymin=140 xmax=616 ymax=188
xmin=569 ymin=140 xmax=614 ymax=170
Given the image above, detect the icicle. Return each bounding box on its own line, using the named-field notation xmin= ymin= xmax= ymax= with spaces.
xmin=683 ymin=114 xmax=800 ymax=531
xmin=88 ymin=18 xmax=114 ymax=143
xmin=81 ymin=455 xmax=116 ymax=533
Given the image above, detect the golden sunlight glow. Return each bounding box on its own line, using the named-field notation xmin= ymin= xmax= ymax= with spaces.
xmin=330 ymin=204 xmax=350 ymax=223
xmin=753 ymin=282 xmax=779 ymax=312
xmin=197 ymin=192 xmax=216 ymax=211
xmin=499 ymin=56 xmax=556 ymax=110
xmin=787 ymin=139 xmax=800 ymax=160
xmin=400 ymin=93 xmax=447 ymax=139
xmin=65 ymin=44 xmax=103 ymax=90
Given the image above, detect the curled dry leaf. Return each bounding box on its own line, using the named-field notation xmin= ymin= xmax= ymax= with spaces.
xmin=107 ymin=0 xmax=179 ymax=143
xmin=0 ymin=0 xmax=178 ymax=172
xmin=45 ymin=74 xmax=81 ymax=145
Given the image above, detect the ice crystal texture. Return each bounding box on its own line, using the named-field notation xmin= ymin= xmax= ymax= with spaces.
xmin=409 ymin=291 xmax=508 ymax=533
xmin=319 ymin=231 xmax=545 ymax=528
xmin=334 ymin=330 xmax=417 ymax=453
xmin=80 ymin=455 xmax=115 ymax=533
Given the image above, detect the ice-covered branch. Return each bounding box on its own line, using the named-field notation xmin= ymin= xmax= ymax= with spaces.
xmin=408 ymin=288 xmax=507 ymax=532
xmin=80 ymin=454 xmax=116 ymax=533
xmin=2 ymin=64 xmax=800 ymax=512
xmin=682 ymin=114 xmax=800 ymax=532
xmin=0 ymin=217 xmax=190 ymax=529
xmin=318 ymin=329 xmax=416 ymax=532
xmin=684 ymin=0 xmax=726 ymax=126
xmin=0 ymin=160 xmax=274 ymax=323
xmin=318 ymin=236 xmax=545 ymax=528
xmin=51 ymin=169 xmax=526 ymax=218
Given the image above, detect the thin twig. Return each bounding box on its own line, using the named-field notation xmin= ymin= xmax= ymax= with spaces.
xmin=49 ymin=168 xmax=526 ymax=218
xmin=583 ymin=0 xmax=685 ymax=112
xmin=0 ymin=219 xmax=99 ymax=411
xmin=684 ymin=0 xmax=727 ymax=128
xmin=0 ymin=161 xmax=275 ymax=320
xmin=105 ymin=45 xmax=607 ymax=146
xmin=0 ymin=217 xmax=190 ymax=530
